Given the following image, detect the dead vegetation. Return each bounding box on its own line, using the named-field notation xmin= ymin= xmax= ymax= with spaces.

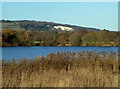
xmin=2 ymin=51 xmax=119 ymax=87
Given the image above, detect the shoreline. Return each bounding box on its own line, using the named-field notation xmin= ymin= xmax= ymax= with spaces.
xmin=1 ymin=45 xmax=119 ymax=47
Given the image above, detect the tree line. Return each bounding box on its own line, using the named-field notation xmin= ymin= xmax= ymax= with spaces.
xmin=2 ymin=29 xmax=119 ymax=47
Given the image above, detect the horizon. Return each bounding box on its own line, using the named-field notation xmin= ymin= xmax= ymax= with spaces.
xmin=2 ymin=2 xmax=118 ymax=31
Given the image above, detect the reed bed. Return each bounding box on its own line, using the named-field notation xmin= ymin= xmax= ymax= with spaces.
xmin=2 ymin=51 xmax=119 ymax=87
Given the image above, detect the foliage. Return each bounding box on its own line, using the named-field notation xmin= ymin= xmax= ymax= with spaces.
xmin=69 ymin=32 xmax=82 ymax=46
xmin=82 ymin=30 xmax=119 ymax=46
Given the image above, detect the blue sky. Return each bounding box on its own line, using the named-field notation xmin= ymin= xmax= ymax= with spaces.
xmin=2 ymin=2 xmax=118 ymax=31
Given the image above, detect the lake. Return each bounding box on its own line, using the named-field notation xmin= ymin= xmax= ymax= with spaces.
xmin=1 ymin=46 xmax=118 ymax=60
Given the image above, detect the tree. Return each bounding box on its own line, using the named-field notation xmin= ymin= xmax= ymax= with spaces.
xmin=82 ymin=32 xmax=97 ymax=43
xmin=2 ymin=29 xmax=20 ymax=46
xmin=69 ymin=32 xmax=82 ymax=46
xmin=57 ymin=31 xmax=69 ymax=45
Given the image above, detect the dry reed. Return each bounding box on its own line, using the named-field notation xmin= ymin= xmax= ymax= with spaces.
xmin=2 ymin=51 xmax=119 ymax=87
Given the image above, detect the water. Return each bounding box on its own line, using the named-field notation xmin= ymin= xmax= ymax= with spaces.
xmin=1 ymin=46 xmax=118 ymax=60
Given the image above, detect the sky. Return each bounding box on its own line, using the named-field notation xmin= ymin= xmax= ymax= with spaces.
xmin=2 ymin=2 xmax=118 ymax=31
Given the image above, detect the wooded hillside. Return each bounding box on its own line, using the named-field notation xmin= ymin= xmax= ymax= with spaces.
xmin=1 ymin=20 xmax=119 ymax=47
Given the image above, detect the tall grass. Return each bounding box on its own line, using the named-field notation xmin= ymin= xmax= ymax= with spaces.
xmin=2 ymin=51 xmax=119 ymax=87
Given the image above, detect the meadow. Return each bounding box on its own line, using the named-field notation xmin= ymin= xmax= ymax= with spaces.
xmin=2 ymin=51 xmax=119 ymax=87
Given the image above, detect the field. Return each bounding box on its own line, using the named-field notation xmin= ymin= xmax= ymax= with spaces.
xmin=2 ymin=51 xmax=119 ymax=87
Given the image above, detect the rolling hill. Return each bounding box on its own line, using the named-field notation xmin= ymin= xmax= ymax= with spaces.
xmin=1 ymin=20 xmax=101 ymax=32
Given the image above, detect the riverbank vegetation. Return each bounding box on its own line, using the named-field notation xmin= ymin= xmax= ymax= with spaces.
xmin=2 ymin=28 xmax=119 ymax=47
xmin=2 ymin=51 xmax=118 ymax=87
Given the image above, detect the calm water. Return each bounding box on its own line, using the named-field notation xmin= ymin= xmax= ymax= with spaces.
xmin=1 ymin=46 xmax=118 ymax=60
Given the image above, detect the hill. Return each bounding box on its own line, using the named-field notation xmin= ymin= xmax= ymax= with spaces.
xmin=1 ymin=20 xmax=101 ymax=32
xmin=2 ymin=20 xmax=119 ymax=47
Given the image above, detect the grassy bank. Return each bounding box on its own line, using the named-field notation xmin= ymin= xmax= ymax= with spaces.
xmin=2 ymin=51 xmax=119 ymax=87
